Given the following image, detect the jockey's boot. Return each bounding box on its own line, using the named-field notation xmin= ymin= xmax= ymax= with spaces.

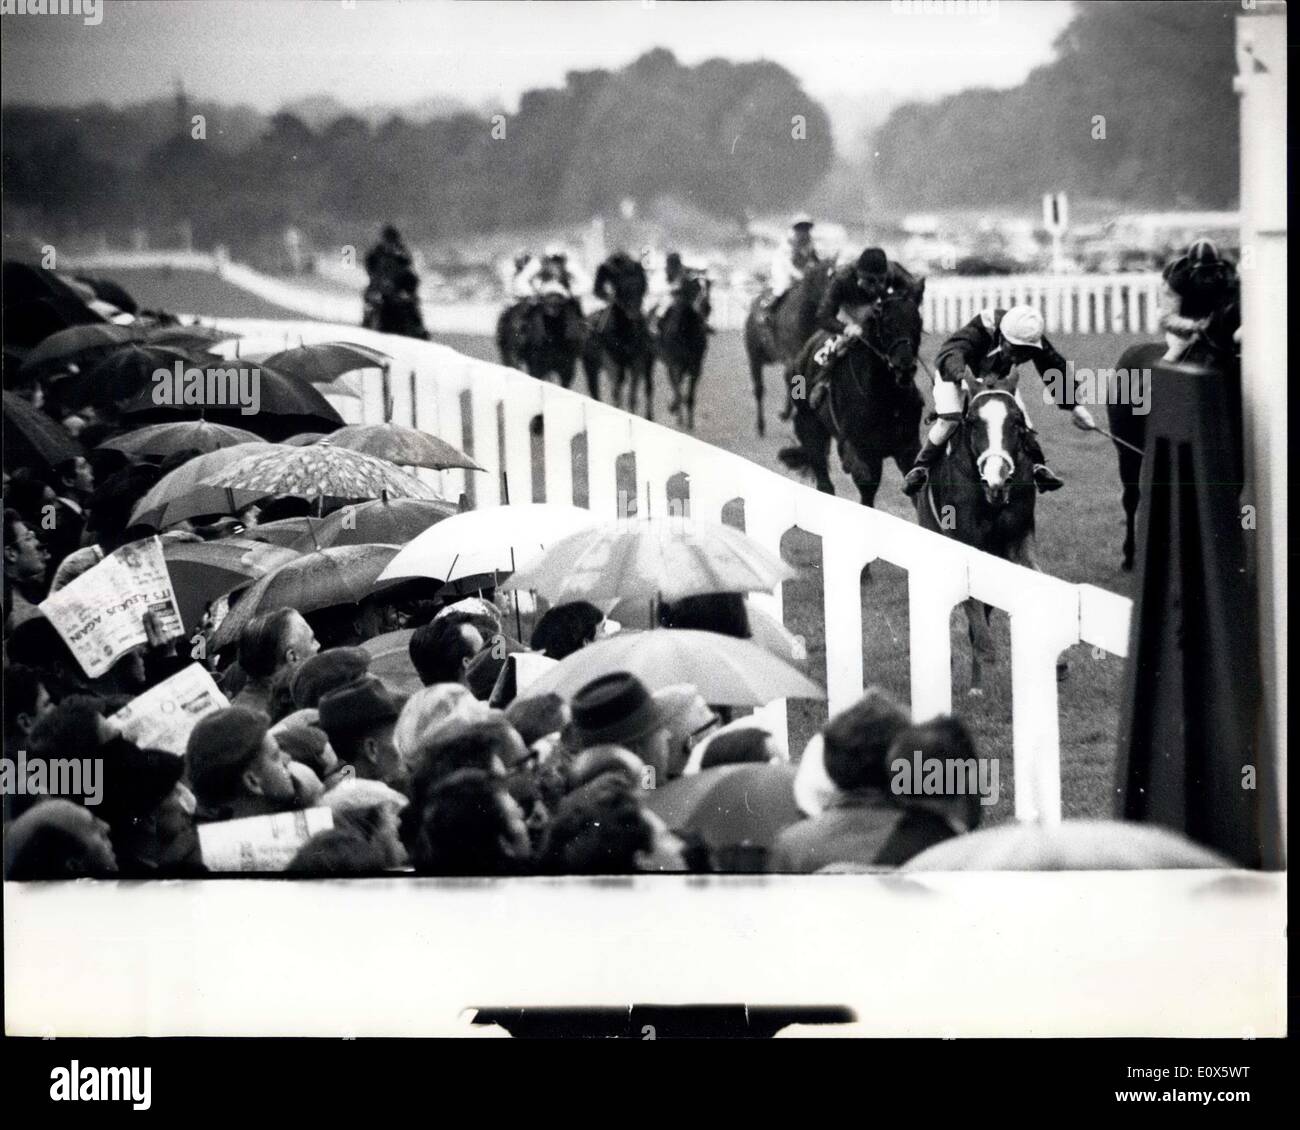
xmin=1023 ymin=430 xmax=1065 ymax=492
xmin=901 ymin=438 xmax=944 ymax=496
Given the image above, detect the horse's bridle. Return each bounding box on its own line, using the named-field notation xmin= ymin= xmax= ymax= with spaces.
xmin=855 ymin=295 xmax=920 ymax=381
xmin=967 ymin=388 xmax=1019 ymax=482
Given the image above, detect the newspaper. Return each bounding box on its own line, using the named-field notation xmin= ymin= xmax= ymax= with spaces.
xmin=39 ymin=537 xmax=185 ymax=678
xmin=197 ymin=808 xmax=334 ymax=873
xmin=109 ymin=664 xmax=230 ymax=756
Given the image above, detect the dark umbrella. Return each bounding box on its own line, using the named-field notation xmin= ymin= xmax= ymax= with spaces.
xmin=2 ymin=389 xmax=81 ymax=472
xmin=287 ymin=496 xmax=458 ymax=549
xmin=80 ymin=343 xmax=216 ymax=409
xmin=100 ymin=420 xmax=264 ymax=459
xmin=644 ymin=764 xmax=803 ymax=856
xmin=211 ymin=543 xmax=400 ymax=650
xmin=75 ymin=276 xmax=140 ymax=316
xmin=18 ymin=323 xmax=138 ymax=375
xmin=5 ymin=294 xmax=108 ymax=349
xmin=143 ymin=324 xmax=238 ymax=351
xmin=163 ymin=536 xmax=300 ymax=634
xmin=260 ymin=341 xmax=390 ymax=385
xmin=325 ymin=422 xmax=482 ymax=472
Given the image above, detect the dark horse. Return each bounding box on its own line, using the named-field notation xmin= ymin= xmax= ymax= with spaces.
xmin=654 ymin=272 xmax=712 ymax=430
xmin=496 ymin=292 xmax=585 ymax=389
xmin=582 ymin=252 xmax=653 ymax=416
xmin=916 ymin=387 xmax=1057 ymax=694
xmin=777 ymin=289 xmax=925 ymax=507
xmin=742 ymin=260 xmax=836 ymax=436
xmin=1107 ymin=341 xmax=1164 ymax=571
xmin=362 ymin=270 xmax=430 ymax=340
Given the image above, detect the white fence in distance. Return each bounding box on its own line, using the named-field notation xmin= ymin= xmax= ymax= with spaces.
xmin=210 ymin=317 xmax=1133 ymax=825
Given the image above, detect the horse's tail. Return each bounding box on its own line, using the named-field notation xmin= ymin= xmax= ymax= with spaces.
xmin=778 ymin=444 xmax=816 ymax=478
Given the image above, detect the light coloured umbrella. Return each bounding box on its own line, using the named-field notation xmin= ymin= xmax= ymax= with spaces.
xmin=295 ymin=497 xmax=459 ymax=549
xmin=608 ymin=596 xmax=808 ymax=668
xmin=129 ymin=441 xmax=281 ymax=528
xmin=323 ymin=423 xmax=482 ymax=472
xmin=211 ymin=543 xmax=400 ymax=651
xmin=504 ymin=515 xmax=796 ymax=604
xmin=378 ymin=503 xmax=601 ymax=585
xmin=523 ymin=628 xmax=824 ymax=707
xmin=202 ymin=444 xmax=440 ymax=502
xmin=645 ymin=764 xmax=802 ymax=852
xmin=101 ymin=420 xmax=264 ymax=458
xmin=163 ymin=536 xmax=300 ymax=634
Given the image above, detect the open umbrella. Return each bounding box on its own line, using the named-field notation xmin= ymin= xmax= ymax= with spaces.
xmin=129 ymin=441 xmax=281 ymax=528
xmin=203 ymin=445 xmax=440 ymax=502
xmin=323 ymin=423 xmax=482 ymax=472
xmin=503 ymin=516 xmax=795 ymax=604
xmin=163 ymin=536 xmax=300 ymax=634
xmin=211 ymin=543 xmax=400 ymax=651
xmin=378 ymin=503 xmax=601 ymax=586
xmin=284 ymin=432 xmax=326 ymax=446
xmin=260 ymin=341 xmax=390 ymax=385
xmin=524 ymin=629 xmax=824 ymax=707
xmin=143 ymin=323 xmax=238 ymax=350
xmin=359 ymin=628 xmax=422 ymax=696
xmin=2 ymin=390 xmax=82 ymax=472
xmin=900 ymin=820 xmax=1235 ymax=872
xmin=644 ymin=764 xmax=803 ymax=854
xmin=100 ymin=420 xmax=264 ymax=459
xmin=17 ymin=323 xmax=137 ymax=375
xmin=608 ymin=596 xmax=808 ymax=668
xmin=289 ymin=497 xmax=458 ymax=550
xmin=80 ymin=343 xmax=215 ymax=408
xmin=75 ymin=275 xmax=140 ymax=315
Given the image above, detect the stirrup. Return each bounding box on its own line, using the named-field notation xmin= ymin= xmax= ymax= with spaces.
xmin=1032 ymin=464 xmax=1064 ymax=492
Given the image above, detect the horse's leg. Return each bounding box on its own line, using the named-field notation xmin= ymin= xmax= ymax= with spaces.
xmin=965 ymin=597 xmax=996 ymax=697
xmin=583 ymin=349 xmax=601 ymax=401
xmin=642 ymin=355 xmax=654 ymax=422
xmin=1121 ymin=482 xmax=1140 ymax=572
xmin=842 ymin=443 xmax=884 ymax=509
xmin=748 ymin=348 xmax=767 ymax=437
xmin=794 ymin=408 xmax=835 ymax=495
xmin=778 ymin=362 xmax=796 ymax=421
xmin=686 ymin=365 xmax=699 ymax=431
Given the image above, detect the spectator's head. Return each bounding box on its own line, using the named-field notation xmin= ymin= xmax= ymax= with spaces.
xmin=185 ymin=706 xmax=298 ymax=819
xmin=318 ymin=778 xmax=410 ymax=868
xmin=393 ymin=683 xmax=490 ymax=779
xmin=887 ymin=715 xmax=985 ymax=832
xmin=3 ymin=799 xmax=118 ymax=879
xmin=238 ymin=608 xmax=320 ymax=684
xmin=409 ymin=769 xmax=532 ymax=876
xmin=822 ymin=687 xmax=910 ymax=793
xmin=255 ymin=495 xmax=312 ymax=524
xmin=55 ymin=455 xmax=95 ymax=500
xmin=657 ymin=591 xmax=750 ymax=639
xmin=270 ymin=711 xmax=342 ymax=784
xmin=409 ymin=714 xmax=529 ymax=787
xmin=4 ymin=663 xmax=52 ymax=740
xmin=505 ymin=692 xmax=570 ymax=748
xmin=5 ymin=615 xmax=87 ymax=698
xmin=4 ymin=467 xmax=58 ymax=523
xmin=543 ymin=776 xmax=687 ymax=874
xmin=653 ymin=684 xmax=715 ymax=778
xmin=4 ymin=508 xmax=49 ymax=586
xmin=317 ymin=676 xmax=404 ymax=787
xmin=409 ymin=618 xmax=484 ymax=686
xmin=289 ymin=645 xmax=371 ymax=709
xmin=697 ymin=726 xmax=778 ymax=772
xmin=287 ymin=827 xmax=389 ymax=875
xmin=570 ymin=672 xmax=673 ymax=779
xmin=530 ymin=601 xmax=603 ymax=659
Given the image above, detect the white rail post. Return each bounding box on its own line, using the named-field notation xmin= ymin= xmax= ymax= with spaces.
xmin=467 ymin=362 xmax=503 ymax=508
xmin=905 ymin=552 xmax=968 ymax=721
xmin=539 ymin=386 xmax=585 ymax=508
xmin=583 ymin=401 xmax=630 ymax=518
xmin=499 ymin=371 xmax=540 ymax=506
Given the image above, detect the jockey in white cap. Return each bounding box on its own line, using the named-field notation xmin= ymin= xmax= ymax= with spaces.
xmin=763 ymin=214 xmax=820 ymax=329
xmin=901 ymin=303 xmax=1095 ymax=497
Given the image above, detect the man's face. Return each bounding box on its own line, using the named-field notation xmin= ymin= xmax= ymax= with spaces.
xmin=358 ymin=721 xmax=402 ymax=786
xmin=5 ymin=520 xmax=49 ymax=583
xmin=53 ymin=804 xmax=118 ymax=874
xmin=64 ymin=457 xmax=95 ymax=496
xmin=282 ymin=612 xmax=320 ymax=667
xmin=246 ymin=733 xmax=298 ymax=804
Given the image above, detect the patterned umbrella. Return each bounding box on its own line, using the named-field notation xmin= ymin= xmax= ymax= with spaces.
xmin=323 ymin=423 xmax=482 ymax=472
xmin=100 ymin=420 xmax=264 ymax=458
xmin=202 ymin=444 xmax=440 ymax=502
xmin=129 ymin=442 xmax=280 ymax=528
xmin=211 ymin=543 xmax=400 ymax=650
xmin=260 ymin=341 xmax=390 ymax=385
xmin=502 ymin=516 xmax=795 ymax=603
xmin=2 ymin=390 xmax=82 ymax=472
xmin=163 ymin=536 xmax=300 ymax=634
xmin=524 ymin=629 xmax=824 ymax=707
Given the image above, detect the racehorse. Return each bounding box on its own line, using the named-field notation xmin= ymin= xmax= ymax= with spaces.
xmin=742 ymin=259 xmax=836 ymax=436
xmin=777 ymin=288 xmax=925 ymax=507
xmin=496 ymin=292 xmax=585 ymax=388
xmin=1107 ymin=341 xmax=1164 ymax=571
xmin=363 ymin=272 xmax=430 ymax=340
xmin=654 ymin=271 xmax=712 ymax=430
xmin=916 ymin=386 xmax=1055 ymax=695
xmin=582 ymin=251 xmax=654 ymax=416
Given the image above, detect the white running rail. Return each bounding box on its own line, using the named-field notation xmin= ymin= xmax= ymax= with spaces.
xmin=209 ymin=317 xmax=1132 ymax=824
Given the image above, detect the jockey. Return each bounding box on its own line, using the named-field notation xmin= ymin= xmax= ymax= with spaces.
xmin=901 ymin=304 xmax=1095 ymax=497
xmin=761 ymin=214 xmax=819 ymax=329
xmin=364 ymin=224 xmax=414 ymax=291
xmin=647 ymin=251 xmax=687 ymax=330
xmin=1159 ymin=238 xmax=1240 ymax=370
xmin=508 ymin=250 xmax=541 ymax=301
xmin=534 ymin=244 xmax=578 ymax=299
xmin=803 ymin=247 xmax=914 ymax=384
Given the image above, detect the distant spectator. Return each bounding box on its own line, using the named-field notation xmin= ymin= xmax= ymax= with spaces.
xmin=4 ymin=507 xmax=50 ymax=630
xmin=233 ymin=608 xmax=321 ymax=716
xmin=3 ymin=663 xmax=52 ymax=751
xmin=287 ymin=827 xmax=389 ymax=875
xmin=392 ymin=683 xmax=490 ymax=780
xmin=409 ymin=618 xmax=483 ymax=686
xmin=318 ymin=778 xmax=410 ymax=869
xmin=658 ymin=591 xmax=751 ymax=639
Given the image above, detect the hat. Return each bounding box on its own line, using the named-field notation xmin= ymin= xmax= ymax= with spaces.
xmin=318 ymin=676 xmax=401 ymax=739
xmin=1000 ymin=305 xmax=1044 ymax=347
xmin=269 ymin=710 xmax=329 ymax=764
xmin=185 ymin=706 xmax=269 ymax=804
xmin=291 ymin=646 xmax=372 ymax=709
xmin=464 ymin=635 xmax=526 ymax=701
xmin=790 ymin=213 xmax=815 ymax=230
xmin=855 ymin=247 xmax=888 ymax=276
xmin=570 ymin=672 xmax=671 ymax=747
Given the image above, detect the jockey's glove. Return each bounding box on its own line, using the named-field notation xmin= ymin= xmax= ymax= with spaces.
xmin=1071 ymin=405 xmax=1096 ymax=430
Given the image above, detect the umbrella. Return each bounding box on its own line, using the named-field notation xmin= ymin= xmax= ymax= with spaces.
xmin=75 ymin=275 xmax=140 ymax=315
xmin=114 ymin=359 xmax=345 ymax=439
xmin=359 ymin=628 xmax=423 ymax=696
xmin=644 ymin=764 xmax=803 ymax=853
xmin=323 ymin=423 xmax=482 ymax=472
xmin=2 ymin=389 xmax=82 ymax=472
xmin=378 ymin=503 xmax=601 ymax=585
xmin=288 ymin=497 xmax=458 ymax=550
xmin=202 ymin=445 xmax=440 ymax=502
xmin=901 ymin=820 xmax=1235 ymax=872
xmin=609 ymin=596 xmax=808 ymax=668
xmin=260 ymin=341 xmax=390 ymax=385
xmin=503 ymin=516 xmax=795 ymax=604
xmin=79 ymin=343 xmax=215 ymax=408
xmin=143 ymin=324 xmax=238 ymax=350
xmin=284 ymin=432 xmax=326 ymax=446
xmin=243 ymin=517 xmax=322 ymax=549
xmin=129 ymin=441 xmax=280 ymax=528
xmin=18 ymin=323 xmax=137 ymax=374
xmin=524 ymin=629 xmax=824 ymax=707
xmin=100 ymin=420 xmax=264 ymax=458
xmin=211 ymin=543 xmax=400 ymax=651
xmin=163 ymin=536 xmax=300 ymax=634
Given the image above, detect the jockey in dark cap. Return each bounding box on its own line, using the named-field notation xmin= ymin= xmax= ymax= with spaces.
xmin=1158 ymin=238 xmax=1240 ymax=370
xmin=365 ymin=225 xmax=414 ymax=289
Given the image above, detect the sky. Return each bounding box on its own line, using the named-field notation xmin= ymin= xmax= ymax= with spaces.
xmin=1 ymin=0 xmax=1075 ymax=129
